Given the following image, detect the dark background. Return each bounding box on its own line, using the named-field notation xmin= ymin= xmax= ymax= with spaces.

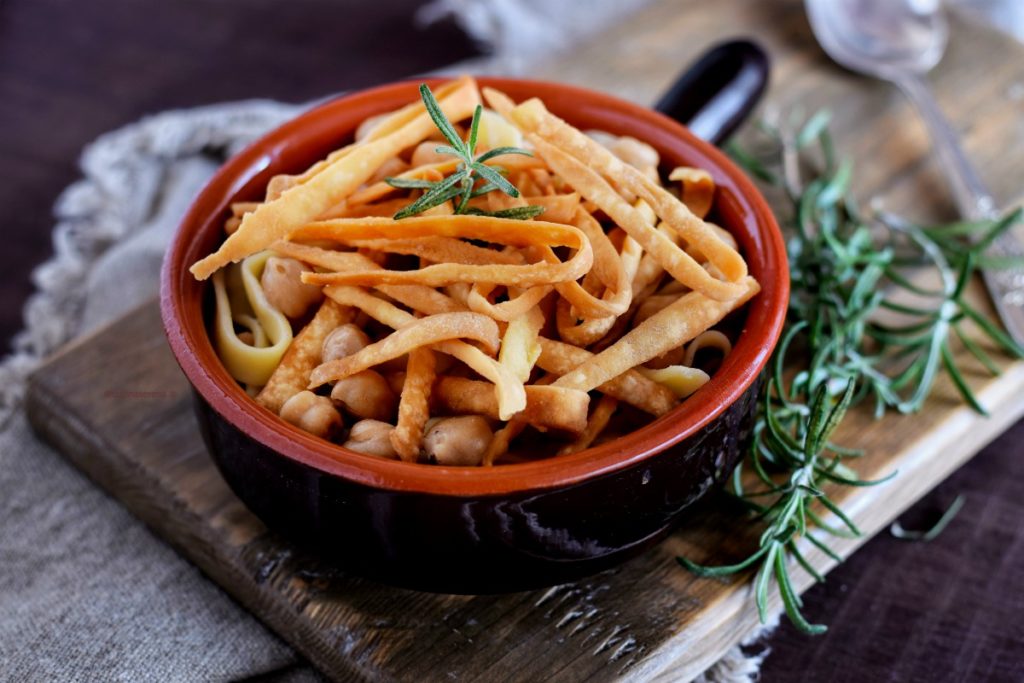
xmin=1 ymin=1 xmax=1020 ymax=681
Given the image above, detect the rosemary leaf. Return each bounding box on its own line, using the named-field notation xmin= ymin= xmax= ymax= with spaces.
xmin=796 ymin=110 xmax=831 ymax=149
xmin=476 ymin=146 xmax=534 ymax=163
xmin=419 ymin=83 xmax=465 ymax=154
xmin=467 ymin=104 xmax=482 ymax=157
xmin=393 ymin=170 xmax=467 ymax=219
xmin=471 ymin=162 xmax=520 ymax=197
xmin=464 ymin=205 xmax=546 ymax=220
xmin=385 ymin=177 xmax=436 ymax=190
xmin=940 ymin=340 xmax=988 ymax=415
xmin=433 ymin=144 xmax=464 ymax=157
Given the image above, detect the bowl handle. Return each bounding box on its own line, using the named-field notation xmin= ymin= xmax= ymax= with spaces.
xmin=654 ymin=38 xmax=770 ymax=146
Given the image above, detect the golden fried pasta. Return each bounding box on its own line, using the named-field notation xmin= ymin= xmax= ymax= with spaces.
xmin=557 ymin=394 xmax=619 ymax=455
xmin=390 ymin=347 xmax=436 ymax=462
xmin=196 ymin=76 xmax=761 ymax=465
xmin=535 ymin=338 xmax=677 ymax=416
xmin=491 ymin=91 xmax=748 ymax=282
xmin=256 ymin=298 xmax=352 ymax=413
xmin=323 ymin=286 xmax=527 ymax=419
xmin=433 ymin=376 xmax=589 ymax=434
xmin=553 ymin=277 xmax=760 ymax=394
xmin=292 ymin=215 xmax=593 ymax=290
xmin=309 ymin=312 xmax=500 ymax=387
xmin=669 ymin=166 xmax=715 ymax=220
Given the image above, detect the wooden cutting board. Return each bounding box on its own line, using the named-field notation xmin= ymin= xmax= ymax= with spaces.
xmin=24 ymin=1 xmax=1024 ymax=681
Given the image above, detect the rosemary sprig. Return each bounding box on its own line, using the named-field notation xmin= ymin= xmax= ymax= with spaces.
xmin=387 ymin=84 xmax=541 ymax=220
xmin=680 ymin=111 xmax=1024 ymax=633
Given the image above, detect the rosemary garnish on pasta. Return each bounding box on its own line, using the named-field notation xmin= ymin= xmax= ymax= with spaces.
xmin=680 ymin=112 xmax=1024 ymax=634
xmin=386 ymin=84 xmax=544 ymax=220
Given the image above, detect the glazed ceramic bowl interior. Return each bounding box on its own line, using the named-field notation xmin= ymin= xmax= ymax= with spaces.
xmin=161 ymin=77 xmax=788 ymax=498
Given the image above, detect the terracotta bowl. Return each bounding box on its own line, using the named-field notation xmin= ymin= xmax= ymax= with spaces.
xmin=161 ymin=78 xmax=788 ymax=593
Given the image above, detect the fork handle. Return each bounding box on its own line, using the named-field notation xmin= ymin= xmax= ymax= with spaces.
xmin=897 ymin=74 xmax=1024 ymax=345
xmin=896 ymin=74 xmax=997 ymax=220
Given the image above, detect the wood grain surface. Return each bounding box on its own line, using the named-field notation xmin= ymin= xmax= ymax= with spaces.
xmin=20 ymin=0 xmax=1024 ymax=681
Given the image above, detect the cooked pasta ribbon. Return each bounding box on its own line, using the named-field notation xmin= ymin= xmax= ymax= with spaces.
xmin=212 ymin=252 xmax=293 ymax=386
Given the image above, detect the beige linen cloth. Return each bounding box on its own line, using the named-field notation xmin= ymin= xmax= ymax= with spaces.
xmin=0 ymin=2 xmax=777 ymax=681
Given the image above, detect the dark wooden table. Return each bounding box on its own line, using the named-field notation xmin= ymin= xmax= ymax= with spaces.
xmin=2 ymin=1 xmax=1021 ymax=681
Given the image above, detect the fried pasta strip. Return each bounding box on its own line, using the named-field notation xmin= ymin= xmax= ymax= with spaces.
xmin=669 ymin=166 xmax=715 ymax=219
xmin=390 ymin=347 xmax=436 ymax=462
xmin=480 ymin=372 xmax=559 ymax=466
xmin=483 ymin=419 xmax=527 ymax=467
xmin=323 ymin=286 xmax=526 ymax=418
xmin=498 ymin=305 xmax=544 ymax=383
xmin=309 ymin=312 xmax=500 ymax=386
xmin=553 ymin=277 xmax=760 ymax=394
xmin=294 ymin=215 xmax=593 ymax=289
xmin=557 ymin=394 xmax=618 ymax=456
xmin=535 ymin=338 xmax=677 ymax=416
xmin=433 ymin=377 xmax=589 ymax=434
xmin=528 ymin=136 xmax=744 ymax=301
xmin=494 ymin=92 xmax=747 ymax=282
xmin=466 ymin=283 xmax=551 ymax=322
xmin=270 ymin=241 xmax=467 ymax=315
xmin=555 ymin=207 xmax=636 ymax=345
xmin=347 ymin=236 xmax=522 ymax=266
xmin=256 ymin=299 xmax=352 ymax=413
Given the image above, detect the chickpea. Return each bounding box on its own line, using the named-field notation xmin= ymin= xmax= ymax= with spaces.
xmin=261 ymin=257 xmax=322 ymax=319
xmin=343 ymin=419 xmax=399 ymax=459
xmin=410 ymin=141 xmax=450 ymax=167
xmin=330 ymin=370 xmax=397 ymax=421
xmin=322 ymin=324 xmax=370 ymax=363
xmin=369 ymin=156 xmax=410 ymax=185
xmin=236 ymin=330 xmax=255 ymax=346
xmin=386 ymin=371 xmax=406 ymax=395
xmin=609 ymin=136 xmax=660 ymax=170
xmin=378 ymin=353 xmax=409 ymax=375
xmin=279 ymin=390 xmax=343 ymax=439
xmin=585 ymin=130 xmax=617 ymax=148
xmin=423 ymin=416 xmax=493 ymax=467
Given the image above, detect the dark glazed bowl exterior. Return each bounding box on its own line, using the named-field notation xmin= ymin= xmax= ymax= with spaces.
xmin=161 ymin=78 xmax=788 ymax=593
